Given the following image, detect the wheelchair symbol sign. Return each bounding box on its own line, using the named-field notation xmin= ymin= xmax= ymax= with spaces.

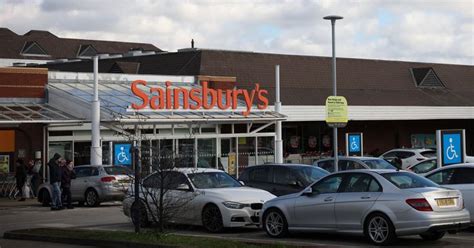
xmin=114 ymin=144 xmax=131 ymax=166
xmin=442 ymin=134 xmax=461 ymax=165
xmin=349 ymin=135 xmax=361 ymax=153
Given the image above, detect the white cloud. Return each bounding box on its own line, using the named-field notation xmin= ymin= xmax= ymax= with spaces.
xmin=0 ymin=0 xmax=472 ymax=64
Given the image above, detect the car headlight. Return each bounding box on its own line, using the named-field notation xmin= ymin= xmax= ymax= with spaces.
xmin=222 ymin=201 xmax=248 ymax=209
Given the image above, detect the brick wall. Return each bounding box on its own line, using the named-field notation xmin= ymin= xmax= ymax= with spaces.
xmin=0 ymin=67 xmax=47 ymax=98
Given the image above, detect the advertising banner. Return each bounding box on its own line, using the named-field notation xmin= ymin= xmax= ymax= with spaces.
xmin=325 ymin=96 xmax=348 ymax=128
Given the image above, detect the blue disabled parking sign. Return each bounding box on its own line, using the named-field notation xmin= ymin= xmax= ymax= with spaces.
xmin=114 ymin=143 xmax=132 ymax=166
xmin=346 ymin=133 xmax=363 ymax=156
xmin=437 ymin=130 xmax=465 ymax=167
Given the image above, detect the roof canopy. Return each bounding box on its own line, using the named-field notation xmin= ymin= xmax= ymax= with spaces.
xmin=47 ymin=73 xmax=285 ymax=124
xmin=0 ymin=102 xmax=82 ymax=124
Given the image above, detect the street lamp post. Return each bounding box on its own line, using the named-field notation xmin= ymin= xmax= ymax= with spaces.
xmin=324 ymin=15 xmax=343 ymax=171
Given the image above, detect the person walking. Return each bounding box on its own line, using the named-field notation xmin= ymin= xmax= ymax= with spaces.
xmin=61 ymin=160 xmax=76 ymax=209
xmin=48 ymin=153 xmax=62 ymax=210
xmin=15 ymin=159 xmax=27 ymax=201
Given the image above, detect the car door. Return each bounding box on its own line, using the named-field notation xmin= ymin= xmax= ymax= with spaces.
xmin=246 ymin=166 xmax=274 ymax=194
xmin=335 ymin=173 xmax=382 ymax=231
xmin=293 ymin=174 xmax=344 ymax=229
xmin=71 ymin=167 xmax=92 ymax=200
xmin=446 ymin=168 xmax=474 ymax=222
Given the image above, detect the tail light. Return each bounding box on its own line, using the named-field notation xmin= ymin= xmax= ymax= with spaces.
xmin=406 ymin=198 xmax=433 ymax=211
xmin=101 ymin=176 xmax=116 ymax=183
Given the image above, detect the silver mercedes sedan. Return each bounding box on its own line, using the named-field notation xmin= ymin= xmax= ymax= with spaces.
xmin=261 ymin=170 xmax=470 ymax=245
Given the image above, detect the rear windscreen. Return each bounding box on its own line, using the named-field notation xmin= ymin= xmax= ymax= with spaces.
xmin=104 ymin=166 xmax=132 ymax=175
xmin=420 ymin=151 xmax=437 ymax=158
xmin=382 ymin=172 xmax=439 ymax=189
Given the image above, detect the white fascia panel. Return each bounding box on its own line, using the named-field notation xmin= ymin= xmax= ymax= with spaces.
xmin=277 ymin=105 xmax=474 ymax=122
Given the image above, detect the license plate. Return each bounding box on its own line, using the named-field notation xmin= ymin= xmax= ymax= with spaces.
xmin=436 ymin=198 xmax=455 ymax=207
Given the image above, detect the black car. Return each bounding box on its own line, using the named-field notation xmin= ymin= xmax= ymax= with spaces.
xmin=238 ymin=164 xmax=329 ymax=196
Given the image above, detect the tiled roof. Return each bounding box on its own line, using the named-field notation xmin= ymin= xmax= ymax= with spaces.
xmin=0 ymin=28 xmax=162 ymax=60
xmin=33 ymin=49 xmax=474 ymax=106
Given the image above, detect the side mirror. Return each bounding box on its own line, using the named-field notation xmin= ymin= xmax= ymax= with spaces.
xmin=239 ymin=181 xmax=245 ymax=186
xmin=176 ymin=183 xmax=191 ymax=191
xmin=302 ymin=187 xmax=315 ymax=196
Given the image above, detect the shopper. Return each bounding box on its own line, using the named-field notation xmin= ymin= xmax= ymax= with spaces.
xmin=48 ymin=153 xmax=62 ymax=210
xmin=30 ymin=159 xmax=41 ymax=197
xmin=15 ymin=159 xmax=27 ymax=201
xmin=61 ymin=160 xmax=76 ymax=209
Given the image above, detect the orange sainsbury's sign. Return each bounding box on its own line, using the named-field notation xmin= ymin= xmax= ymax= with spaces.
xmin=130 ymin=80 xmax=269 ymax=116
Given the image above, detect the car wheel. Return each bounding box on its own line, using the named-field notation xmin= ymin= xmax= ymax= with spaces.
xmin=364 ymin=213 xmax=396 ymax=245
xmin=263 ymin=209 xmax=288 ymax=238
xmin=202 ymin=204 xmax=224 ymax=233
xmin=85 ymin=189 xmax=100 ymax=207
xmin=40 ymin=190 xmax=50 ymax=207
xmin=420 ymin=231 xmax=446 ymax=241
xmin=131 ymin=201 xmax=150 ymax=227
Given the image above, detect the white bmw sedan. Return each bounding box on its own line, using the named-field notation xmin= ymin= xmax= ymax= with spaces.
xmin=261 ymin=170 xmax=470 ymax=245
xmin=123 ymin=168 xmax=275 ymax=232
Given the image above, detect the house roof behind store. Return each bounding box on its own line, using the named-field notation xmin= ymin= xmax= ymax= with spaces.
xmin=35 ymin=48 xmax=474 ymax=107
xmin=0 ymin=27 xmax=162 ymax=60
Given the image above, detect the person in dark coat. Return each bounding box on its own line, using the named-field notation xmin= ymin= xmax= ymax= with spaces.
xmin=61 ymin=160 xmax=76 ymax=209
xmin=48 ymin=153 xmax=62 ymax=210
xmin=15 ymin=159 xmax=27 ymax=201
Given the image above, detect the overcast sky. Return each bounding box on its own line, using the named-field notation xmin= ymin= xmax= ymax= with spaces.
xmin=1 ymin=0 xmax=472 ymax=65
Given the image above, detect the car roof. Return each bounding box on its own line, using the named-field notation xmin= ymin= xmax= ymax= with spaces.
xmin=330 ymin=169 xmax=399 ymax=175
xmin=252 ymin=163 xmax=315 ymax=167
xmin=173 ymin=167 xmax=223 ymax=174
xmin=384 ymin=148 xmax=434 ymax=152
xmin=316 ymin=156 xmax=381 ymax=161
xmin=75 ymin=164 xmax=117 ymax=167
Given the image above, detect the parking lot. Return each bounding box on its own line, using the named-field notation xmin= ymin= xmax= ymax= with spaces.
xmin=1 ymin=199 xmax=474 ymax=247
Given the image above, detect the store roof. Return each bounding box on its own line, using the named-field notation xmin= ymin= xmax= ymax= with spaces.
xmin=0 ymin=27 xmax=162 ymax=60
xmin=38 ymin=49 xmax=474 ymax=107
xmin=0 ymin=102 xmax=83 ymax=124
xmin=47 ymin=73 xmax=285 ymax=124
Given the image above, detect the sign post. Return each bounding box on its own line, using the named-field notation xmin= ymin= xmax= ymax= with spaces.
xmin=346 ymin=133 xmax=363 ymax=157
xmin=325 ymin=96 xmax=348 ymax=172
xmin=114 ymin=143 xmax=132 ymax=166
xmin=436 ymin=129 xmax=466 ymax=168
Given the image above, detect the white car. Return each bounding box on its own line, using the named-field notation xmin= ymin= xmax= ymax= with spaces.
xmin=123 ymin=168 xmax=275 ymax=232
xmin=425 ymin=163 xmax=474 ymax=224
xmin=380 ymin=148 xmax=436 ymax=169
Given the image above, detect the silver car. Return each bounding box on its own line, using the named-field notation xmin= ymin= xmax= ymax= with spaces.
xmin=425 ymin=163 xmax=474 ymax=224
xmin=261 ymin=170 xmax=470 ymax=245
xmin=38 ymin=165 xmax=132 ymax=207
xmin=314 ymin=157 xmax=397 ymax=173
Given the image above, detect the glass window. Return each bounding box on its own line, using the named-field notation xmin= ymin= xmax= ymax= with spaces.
xmin=397 ymin=151 xmax=415 ymax=159
xmin=382 ymin=151 xmax=397 ymax=158
xmin=383 ymin=172 xmax=439 ymax=189
xmin=368 ymin=179 xmax=382 ymax=192
xmin=362 ymin=159 xmax=397 ymax=170
xmin=74 ymin=167 xmax=92 ymax=178
xmin=317 ymin=160 xmax=335 ymax=172
xmin=293 ymin=167 xmax=329 ymax=185
xmin=426 ymin=169 xmax=455 ymax=185
xmin=104 ymin=166 xmax=132 ymax=175
xmin=451 ymin=168 xmax=474 ymax=184
xmin=273 ymin=167 xmax=298 ymax=185
xmin=178 ymin=139 xmax=194 ymax=168
xmin=188 ymin=172 xmax=241 ymax=189
xmin=74 ymin=142 xmax=91 ymax=166
xmin=411 ymin=160 xmax=437 ymax=174
xmin=342 ymin=174 xmax=372 ymax=192
xmin=420 ymin=151 xmax=436 ymax=158
xmin=197 ymin=139 xmax=216 ymax=169
xmin=311 ymin=175 xmax=343 ymax=194
xmin=249 ymin=167 xmax=271 ymax=183
xmin=49 ymin=141 xmax=73 ymax=161
xmin=142 ymin=171 xmax=189 ymax=189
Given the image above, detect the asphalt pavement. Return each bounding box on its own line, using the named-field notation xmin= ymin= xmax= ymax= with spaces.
xmin=1 ymin=198 xmax=474 ymax=248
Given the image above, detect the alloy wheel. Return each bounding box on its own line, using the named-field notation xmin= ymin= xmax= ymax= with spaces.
xmin=265 ymin=211 xmax=284 ymax=236
xmin=368 ymin=216 xmax=389 ymax=243
xmin=202 ymin=205 xmax=223 ymax=232
xmin=86 ymin=190 xmax=98 ymax=207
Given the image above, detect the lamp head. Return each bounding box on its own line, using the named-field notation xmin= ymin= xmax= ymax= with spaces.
xmin=323 ymin=15 xmax=343 ymax=21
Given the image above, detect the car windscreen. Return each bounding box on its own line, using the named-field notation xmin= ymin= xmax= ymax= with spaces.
xmin=104 ymin=166 xmax=132 ymax=175
xmin=382 ymin=172 xmax=439 ymax=189
xmin=293 ymin=167 xmax=329 ymax=185
xmin=420 ymin=151 xmax=437 ymax=158
xmin=362 ymin=159 xmax=397 ymax=170
xmin=188 ymin=172 xmax=242 ymax=189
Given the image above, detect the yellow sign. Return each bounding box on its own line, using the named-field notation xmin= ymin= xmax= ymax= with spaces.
xmin=325 ymin=96 xmax=348 ymax=127
xmin=0 ymin=155 xmax=9 ymax=173
xmin=227 ymin=152 xmax=236 ymax=176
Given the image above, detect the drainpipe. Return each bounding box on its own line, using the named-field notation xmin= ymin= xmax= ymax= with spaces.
xmin=90 ymin=56 xmax=102 ymax=165
xmin=275 ymin=65 xmax=283 ymax=164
